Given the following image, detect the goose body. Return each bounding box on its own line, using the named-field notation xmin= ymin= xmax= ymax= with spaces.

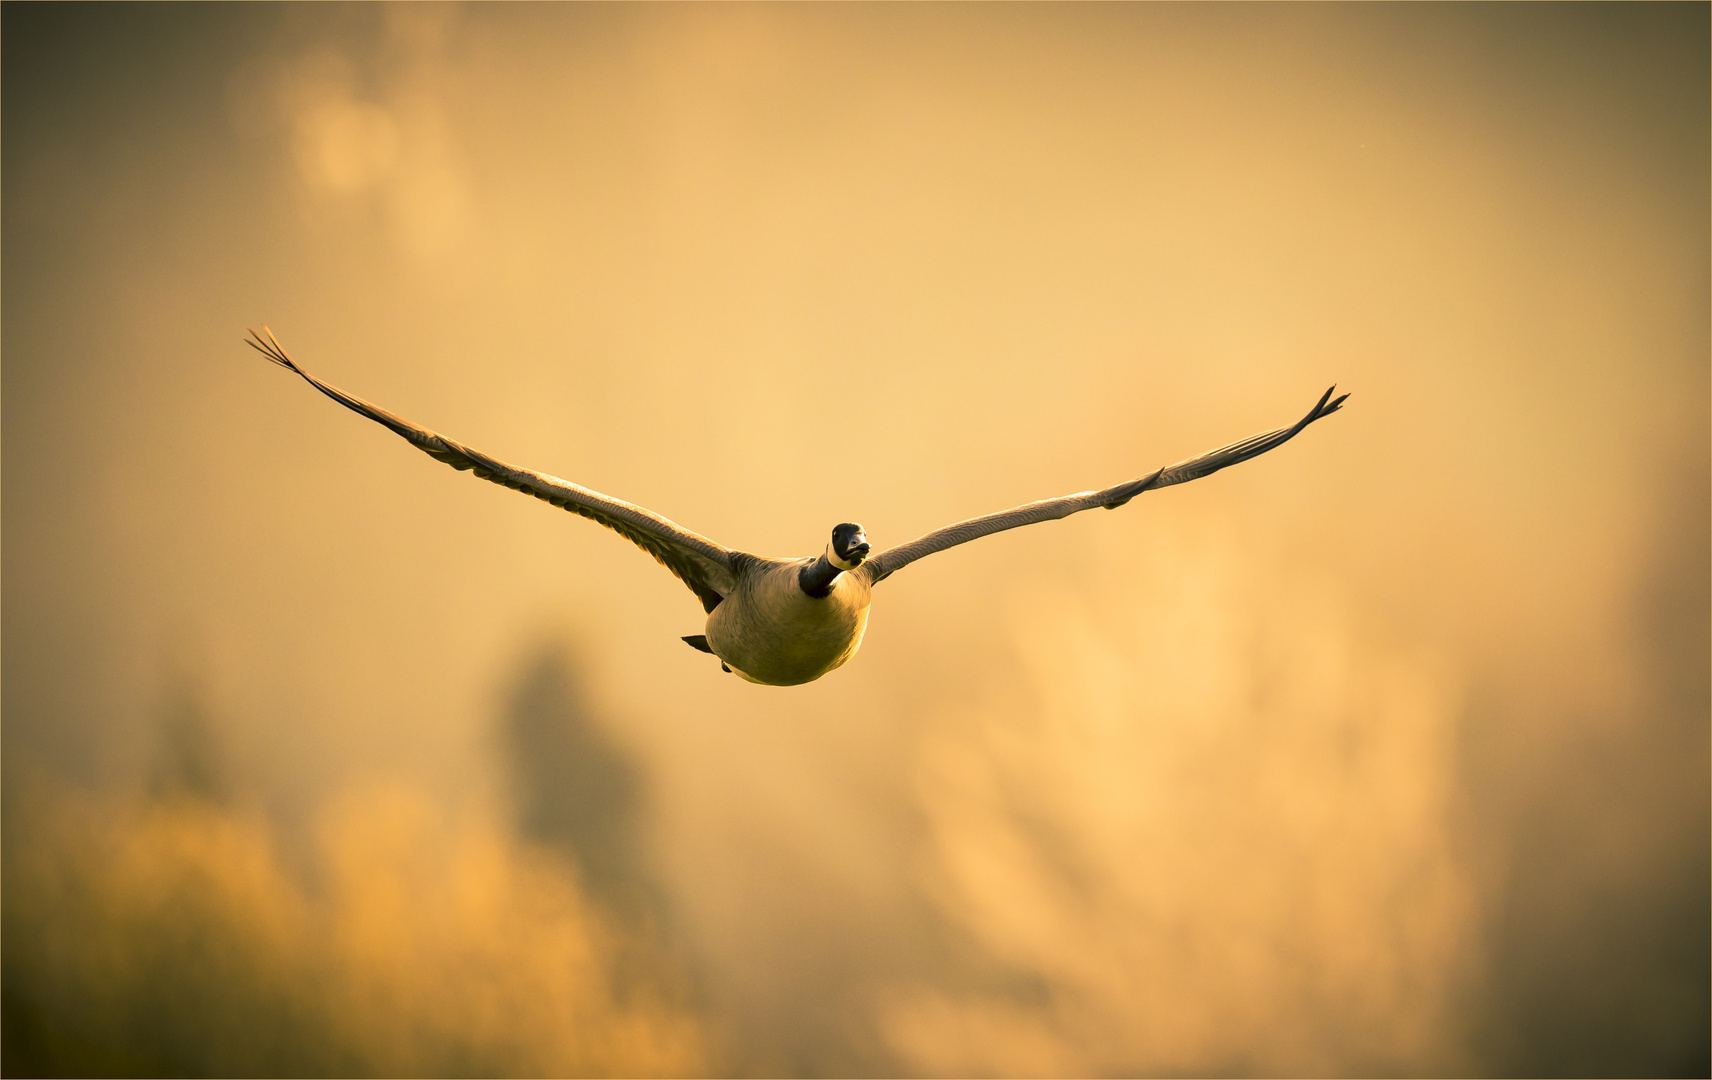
xmin=247 ymin=328 xmax=1347 ymax=687
xmin=706 ymin=557 xmax=873 ymax=685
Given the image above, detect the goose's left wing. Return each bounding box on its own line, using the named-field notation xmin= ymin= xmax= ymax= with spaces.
xmin=860 ymin=385 xmax=1348 ymax=586
xmin=247 ymin=327 xmax=739 ymax=613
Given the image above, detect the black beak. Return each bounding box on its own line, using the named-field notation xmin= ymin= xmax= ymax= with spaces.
xmin=850 ymin=541 xmax=871 ymax=560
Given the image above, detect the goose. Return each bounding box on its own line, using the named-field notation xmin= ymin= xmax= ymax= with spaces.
xmin=247 ymin=328 xmax=1347 ymax=686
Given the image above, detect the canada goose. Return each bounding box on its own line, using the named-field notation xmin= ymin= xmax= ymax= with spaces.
xmin=248 ymin=328 xmax=1347 ymax=686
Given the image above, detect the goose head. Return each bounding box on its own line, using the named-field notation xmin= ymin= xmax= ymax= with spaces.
xmin=827 ymin=522 xmax=870 ymax=570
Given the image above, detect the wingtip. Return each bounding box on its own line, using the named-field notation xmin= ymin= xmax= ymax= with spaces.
xmin=1313 ymin=384 xmax=1349 ymax=419
xmin=245 ymin=324 xmax=299 ymax=372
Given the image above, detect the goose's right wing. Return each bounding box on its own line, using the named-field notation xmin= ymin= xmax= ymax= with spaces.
xmin=247 ymin=327 xmax=739 ymax=613
xmin=860 ymin=386 xmax=1348 ymax=586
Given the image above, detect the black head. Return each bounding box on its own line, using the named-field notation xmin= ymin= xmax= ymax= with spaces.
xmin=830 ymin=522 xmax=870 ymax=568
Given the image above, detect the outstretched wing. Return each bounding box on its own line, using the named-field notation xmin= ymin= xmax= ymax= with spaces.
xmin=247 ymin=327 xmax=738 ymax=613
xmin=860 ymin=385 xmax=1348 ymax=586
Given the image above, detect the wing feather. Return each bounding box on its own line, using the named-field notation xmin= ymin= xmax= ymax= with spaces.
xmin=860 ymin=386 xmax=1348 ymax=585
xmin=247 ymin=327 xmax=737 ymax=613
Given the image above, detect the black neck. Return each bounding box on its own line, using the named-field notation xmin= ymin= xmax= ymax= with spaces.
xmin=798 ymin=553 xmax=842 ymax=598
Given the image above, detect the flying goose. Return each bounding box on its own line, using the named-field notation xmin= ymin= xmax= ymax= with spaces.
xmin=247 ymin=328 xmax=1347 ymax=686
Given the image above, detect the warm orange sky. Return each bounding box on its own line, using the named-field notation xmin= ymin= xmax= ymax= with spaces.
xmin=4 ymin=5 xmax=1706 ymax=1076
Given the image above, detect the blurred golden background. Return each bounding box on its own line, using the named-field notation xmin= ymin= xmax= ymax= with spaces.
xmin=3 ymin=4 xmax=1706 ymax=1076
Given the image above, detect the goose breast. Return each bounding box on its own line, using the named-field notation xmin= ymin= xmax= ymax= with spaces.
xmin=705 ymin=561 xmax=872 ymax=686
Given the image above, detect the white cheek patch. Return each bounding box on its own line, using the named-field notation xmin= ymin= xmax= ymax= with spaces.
xmin=827 ymin=543 xmax=863 ymax=572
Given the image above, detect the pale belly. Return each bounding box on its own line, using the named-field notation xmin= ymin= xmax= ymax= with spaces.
xmin=704 ymin=563 xmax=873 ymax=686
